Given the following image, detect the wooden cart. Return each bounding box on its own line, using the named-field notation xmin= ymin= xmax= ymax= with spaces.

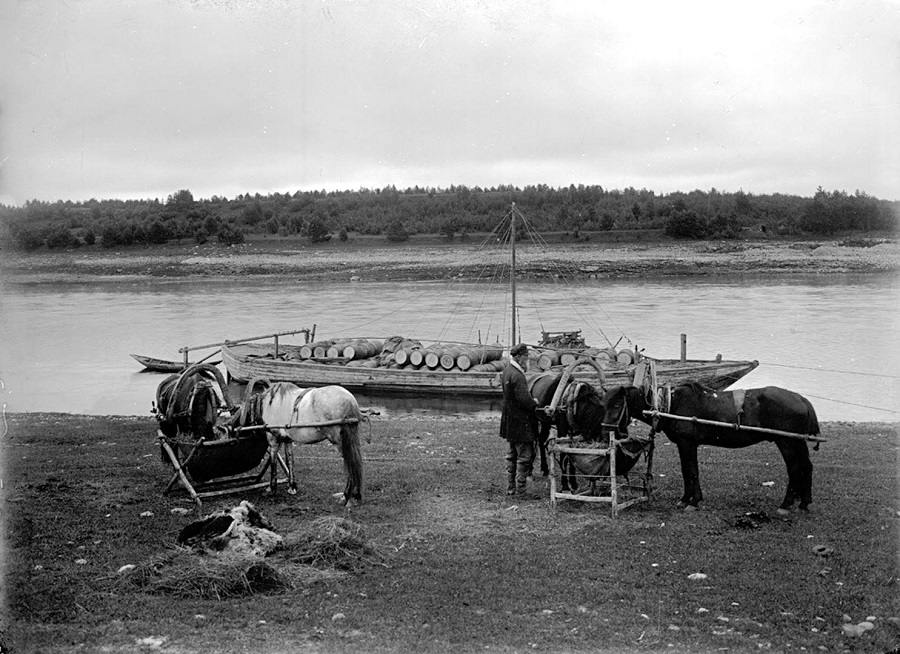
xmin=546 ymin=358 xmax=657 ymax=516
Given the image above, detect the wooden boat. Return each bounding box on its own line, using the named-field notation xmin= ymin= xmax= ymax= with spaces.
xmin=131 ymin=354 xmax=221 ymax=373
xmin=218 ymin=203 xmax=759 ymax=397
xmin=221 ymin=340 xmax=757 ymax=396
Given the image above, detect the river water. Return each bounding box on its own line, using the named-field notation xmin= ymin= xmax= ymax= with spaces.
xmin=1 ymin=274 xmax=897 ymax=422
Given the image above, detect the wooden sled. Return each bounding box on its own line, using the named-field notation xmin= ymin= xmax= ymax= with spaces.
xmin=159 ymin=429 xmax=290 ymax=509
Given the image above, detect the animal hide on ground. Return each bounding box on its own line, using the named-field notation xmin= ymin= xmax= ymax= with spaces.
xmin=177 ymin=501 xmax=282 ymax=557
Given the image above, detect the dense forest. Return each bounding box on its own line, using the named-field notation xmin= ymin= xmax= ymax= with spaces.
xmin=0 ymin=184 xmax=896 ymax=251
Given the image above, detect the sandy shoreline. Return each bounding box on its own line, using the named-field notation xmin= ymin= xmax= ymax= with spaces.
xmin=2 ymin=236 xmax=898 ymax=283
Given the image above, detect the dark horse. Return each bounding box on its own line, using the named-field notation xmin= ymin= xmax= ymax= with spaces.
xmin=530 ymin=372 xmax=642 ymax=492
xmin=154 ymin=363 xmax=232 ymax=440
xmin=604 ymin=382 xmax=820 ymax=514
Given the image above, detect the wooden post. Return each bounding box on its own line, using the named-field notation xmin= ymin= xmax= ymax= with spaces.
xmin=159 ymin=436 xmax=202 ymax=508
xmin=274 ymin=335 xmax=280 ymax=358
xmin=548 ymin=436 xmax=557 ymax=508
xmin=609 ymin=428 xmax=618 ymax=517
xmin=680 ymin=334 xmax=687 ymax=362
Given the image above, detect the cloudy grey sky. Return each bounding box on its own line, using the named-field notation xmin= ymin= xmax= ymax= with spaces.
xmin=1 ymin=0 xmax=898 ymax=206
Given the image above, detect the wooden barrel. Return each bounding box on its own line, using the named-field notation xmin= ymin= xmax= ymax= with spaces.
xmin=424 ymin=349 xmax=442 ymax=369
xmin=537 ymin=350 xmax=560 ymax=370
xmin=560 ymin=351 xmax=578 ymax=367
xmin=394 ymin=349 xmax=410 ymax=365
xmin=470 ymin=359 xmax=507 ymax=372
xmin=441 ymin=348 xmax=462 ymax=370
xmin=409 ymin=349 xmax=425 ymax=367
xmin=325 ymin=340 xmax=352 ymax=358
xmin=301 ymin=340 xmax=333 ymax=359
xmin=457 ymin=346 xmax=503 ymax=370
xmin=616 ymin=349 xmax=634 ymax=365
xmin=343 ymin=341 xmax=376 ymax=360
xmin=313 ymin=345 xmax=328 ymax=358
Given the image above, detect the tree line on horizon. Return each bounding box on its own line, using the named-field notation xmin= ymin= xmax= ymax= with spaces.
xmin=0 ymin=184 xmax=896 ymax=251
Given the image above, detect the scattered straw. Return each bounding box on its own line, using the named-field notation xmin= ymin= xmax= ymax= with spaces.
xmin=281 ymin=516 xmax=387 ymax=570
xmin=118 ymin=516 xmax=384 ymax=598
xmin=120 ymin=548 xmax=298 ymax=599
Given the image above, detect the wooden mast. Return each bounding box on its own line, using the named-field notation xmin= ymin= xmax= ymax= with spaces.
xmin=510 ymin=203 xmax=517 ymax=346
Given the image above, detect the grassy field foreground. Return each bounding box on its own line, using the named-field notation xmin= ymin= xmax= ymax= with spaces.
xmin=2 ymin=414 xmax=898 ymax=654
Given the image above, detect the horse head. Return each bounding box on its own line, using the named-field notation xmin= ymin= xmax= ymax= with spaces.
xmin=602 ymin=384 xmax=652 ymax=434
xmin=562 ymin=382 xmax=607 ymax=441
xmin=156 ymin=363 xmax=233 ymax=440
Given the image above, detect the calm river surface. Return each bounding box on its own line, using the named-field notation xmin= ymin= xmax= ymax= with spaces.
xmin=1 ymin=274 xmax=897 ymax=422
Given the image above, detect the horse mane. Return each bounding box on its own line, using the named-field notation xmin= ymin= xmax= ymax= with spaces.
xmin=680 ymin=380 xmax=715 ymax=395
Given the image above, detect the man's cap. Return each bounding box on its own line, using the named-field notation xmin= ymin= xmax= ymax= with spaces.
xmin=510 ymin=343 xmax=528 ymax=357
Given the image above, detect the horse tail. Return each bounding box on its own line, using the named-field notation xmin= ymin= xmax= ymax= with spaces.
xmin=800 ymin=394 xmax=820 ymax=436
xmin=340 ymin=413 xmax=364 ymax=503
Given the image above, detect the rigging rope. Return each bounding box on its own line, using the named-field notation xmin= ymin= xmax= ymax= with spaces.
xmin=799 ymin=392 xmax=898 ymax=414
xmin=759 ymin=361 xmax=900 ymax=380
xmin=513 ymin=205 xmax=625 ymax=348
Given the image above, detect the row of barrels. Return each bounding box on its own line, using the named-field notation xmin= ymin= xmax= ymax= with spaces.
xmin=295 ymin=338 xmax=637 ymax=373
xmin=535 ymin=347 xmax=636 ymax=370
xmin=299 ymin=339 xmax=385 ymax=360
xmin=297 ymin=338 xmax=506 ymax=373
xmin=392 ymin=345 xmax=505 ymax=371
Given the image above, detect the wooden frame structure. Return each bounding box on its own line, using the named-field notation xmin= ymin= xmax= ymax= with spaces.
xmin=547 ymin=358 xmax=657 ymax=516
xmin=159 ymin=414 xmax=366 ymax=509
xmin=158 ymin=429 xmax=291 ymax=509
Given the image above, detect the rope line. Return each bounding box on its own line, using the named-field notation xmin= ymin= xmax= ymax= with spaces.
xmin=760 ymin=361 xmax=900 ymax=380
xmin=798 ymin=392 xmax=898 ymax=414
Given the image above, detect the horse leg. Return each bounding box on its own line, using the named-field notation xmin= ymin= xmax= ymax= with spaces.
xmin=537 ymin=423 xmax=549 ymax=477
xmin=560 ymin=452 xmax=577 ymax=492
xmin=285 ymin=440 xmax=297 ymax=495
xmin=266 ymin=435 xmax=280 ymax=496
xmin=675 ymin=441 xmax=702 ymax=509
xmin=774 ymin=439 xmax=812 ymax=514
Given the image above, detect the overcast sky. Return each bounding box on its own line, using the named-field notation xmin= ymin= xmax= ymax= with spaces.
xmin=1 ymin=0 xmax=898 ymax=206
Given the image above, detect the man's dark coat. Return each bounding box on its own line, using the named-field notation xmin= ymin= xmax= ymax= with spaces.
xmin=499 ymin=362 xmax=538 ymax=443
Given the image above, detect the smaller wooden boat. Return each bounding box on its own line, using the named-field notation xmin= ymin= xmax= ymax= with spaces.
xmin=131 ymin=354 xmax=221 ymax=373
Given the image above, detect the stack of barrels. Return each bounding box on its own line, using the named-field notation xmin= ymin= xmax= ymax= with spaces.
xmin=535 ymin=346 xmax=636 ymax=371
xmin=392 ymin=344 xmax=504 ymax=372
xmin=294 ymin=337 xmax=506 ymax=373
xmin=299 ymin=339 xmax=384 ymax=365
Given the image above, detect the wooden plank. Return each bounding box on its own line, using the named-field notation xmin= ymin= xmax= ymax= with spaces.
xmin=552 ymin=492 xmax=613 ymax=503
xmin=642 ymin=410 xmax=827 ymax=442
xmin=181 ymin=328 xmax=312 ymax=353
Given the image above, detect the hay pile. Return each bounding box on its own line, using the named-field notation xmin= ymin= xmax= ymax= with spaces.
xmin=281 ymin=516 xmax=386 ymax=570
xmin=120 ymin=516 xmax=384 ymax=599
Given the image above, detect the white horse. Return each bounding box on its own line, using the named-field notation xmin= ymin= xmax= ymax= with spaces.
xmin=234 ymin=382 xmax=363 ymax=505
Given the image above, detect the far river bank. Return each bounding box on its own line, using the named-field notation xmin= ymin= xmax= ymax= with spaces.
xmin=1 ymin=234 xmax=898 ymax=284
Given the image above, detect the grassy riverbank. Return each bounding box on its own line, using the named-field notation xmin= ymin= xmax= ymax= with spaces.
xmin=1 ymin=233 xmax=898 ymax=284
xmin=3 ymin=414 xmax=898 ymax=653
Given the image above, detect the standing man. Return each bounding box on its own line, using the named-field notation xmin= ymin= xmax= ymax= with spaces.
xmin=499 ymin=343 xmax=540 ymax=497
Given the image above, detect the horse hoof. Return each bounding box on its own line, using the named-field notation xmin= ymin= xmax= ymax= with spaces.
xmin=776 ymin=507 xmax=791 ymax=517
xmin=683 ymin=504 xmax=699 ymax=512
xmin=287 ymin=488 xmax=297 ymax=496
xmin=676 ymin=501 xmax=689 ymax=509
